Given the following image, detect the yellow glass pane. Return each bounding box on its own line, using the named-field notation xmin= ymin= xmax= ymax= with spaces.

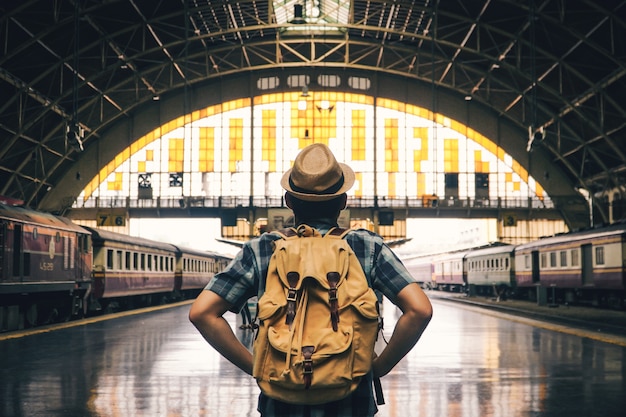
xmin=417 ymin=172 xmax=426 ymax=195
xmin=536 ymin=182 xmax=544 ymax=198
xmin=388 ymin=173 xmax=396 ymax=198
xmin=354 ymin=172 xmax=363 ymax=198
xmin=229 ymin=118 xmax=244 ymax=173
xmin=263 ymin=110 xmax=277 ymax=172
xmin=199 ymin=127 xmax=214 ymax=172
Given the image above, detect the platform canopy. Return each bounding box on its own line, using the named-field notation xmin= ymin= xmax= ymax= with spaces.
xmin=1 ymin=1 xmax=625 ymax=229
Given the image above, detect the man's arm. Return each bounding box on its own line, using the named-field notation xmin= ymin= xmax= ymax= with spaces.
xmin=372 ymin=282 xmax=432 ymax=377
xmin=189 ymin=289 xmax=254 ymax=375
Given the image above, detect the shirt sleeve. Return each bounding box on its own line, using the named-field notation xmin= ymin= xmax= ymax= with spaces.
xmin=204 ymin=241 xmax=258 ymax=313
xmin=371 ymin=242 xmax=417 ymax=302
xmin=204 ymin=233 xmax=280 ymax=313
xmin=346 ymin=229 xmax=417 ymax=303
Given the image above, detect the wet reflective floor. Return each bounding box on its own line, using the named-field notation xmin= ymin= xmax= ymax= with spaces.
xmin=1 ymin=297 xmax=625 ymax=417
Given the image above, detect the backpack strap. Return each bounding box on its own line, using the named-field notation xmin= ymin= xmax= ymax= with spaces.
xmin=323 ymin=226 xmax=351 ymax=239
xmin=325 ymin=226 xmax=386 ymax=405
xmin=273 ymin=227 xmax=298 ymax=238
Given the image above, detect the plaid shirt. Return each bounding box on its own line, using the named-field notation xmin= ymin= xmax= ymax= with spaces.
xmin=206 ymin=220 xmax=417 ymax=417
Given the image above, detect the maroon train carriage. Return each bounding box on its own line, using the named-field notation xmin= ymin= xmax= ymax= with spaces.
xmin=514 ymin=223 xmax=626 ymax=308
xmin=0 ymin=204 xmax=92 ymax=331
xmin=83 ymin=227 xmax=179 ymax=312
xmin=172 ymin=245 xmax=233 ymax=298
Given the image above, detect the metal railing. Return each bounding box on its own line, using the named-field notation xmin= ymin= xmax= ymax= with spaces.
xmin=73 ymin=195 xmax=554 ymax=211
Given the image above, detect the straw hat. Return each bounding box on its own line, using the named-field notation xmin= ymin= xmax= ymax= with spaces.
xmin=281 ymin=143 xmax=355 ymax=201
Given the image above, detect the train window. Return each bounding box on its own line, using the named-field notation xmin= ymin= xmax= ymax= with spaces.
xmin=33 ymin=228 xmax=38 ymax=240
xmin=525 ymin=255 xmax=530 ymax=269
xmin=70 ymin=237 xmax=75 ymax=269
xmin=133 ymin=253 xmax=138 ymax=270
xmin=148 ymin=255 xmax=152 ymax=270
xmin=549 ymin=252 xmax=556 ymax=268
xmin=82 ymin=235 xmax=90 ymax=253
xmin=595 ymin=246 xmax=605 ymax=265
xmin=505 ymin=257 xmax=509 ymax=270
xmin=160 ymin=256 xmax=164 ymax=271
xmin=63 ymin=236 xmax=69 ymax=270
xmin=571 ymin=249 xmax=579 ymax=266
xmin=55 ymin=231 xmax=61 ymax=242
xmin=116 ymin=250 xmax=123 ymax=270
xmin=107 ymin=249 xmax=114 ymax=269
xmin=125 ymin=252 xmax=131 ymax=270
xmin=540 ymin=253 xmax=547 ymax=268
xmin=560 ymin=251 xmax=567 ymax=267
xmin=141 ymin=253 xmax=145 ymax=270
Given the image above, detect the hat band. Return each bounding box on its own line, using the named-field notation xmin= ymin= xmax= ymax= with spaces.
xmin=289 ymin=173 xmax=345 ymax=196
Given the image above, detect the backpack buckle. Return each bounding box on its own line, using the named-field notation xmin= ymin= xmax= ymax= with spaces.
xmin=286 ymin=272 xmax=300 ymax=326
xmin=327 ymin=272 xmax=340 ymax=331
xmin=302 ymin=346 xmax=314 ymax=389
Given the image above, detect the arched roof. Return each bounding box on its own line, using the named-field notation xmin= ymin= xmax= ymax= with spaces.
xmin=1 ymin=0 xmax=625 ymax=229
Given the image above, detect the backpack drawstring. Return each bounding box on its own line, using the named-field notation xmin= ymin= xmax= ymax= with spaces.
xmin=283 ymin=284 xmax=309 ymax=379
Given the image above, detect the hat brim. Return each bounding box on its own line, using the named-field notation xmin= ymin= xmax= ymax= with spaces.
xmin=281 ymin=163 xmax=355 ymax=202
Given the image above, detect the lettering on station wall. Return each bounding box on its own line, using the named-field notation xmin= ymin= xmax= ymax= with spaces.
xmin=97 ymin=211 xmax=127 ymax=227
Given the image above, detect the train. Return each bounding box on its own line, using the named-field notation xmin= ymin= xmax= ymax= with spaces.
xmin=0 ymin=203 xmax=232 ymax=332
xmin=402 ymin=222 xmax=626 ymax=309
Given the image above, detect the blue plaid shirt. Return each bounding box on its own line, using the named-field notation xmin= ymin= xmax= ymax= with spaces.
xmin=205 ymin=219 xmax=417 ymax=417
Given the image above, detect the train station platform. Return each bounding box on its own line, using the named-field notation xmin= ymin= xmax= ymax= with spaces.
xmin=0 ymin=294 xmax=625 ymax=417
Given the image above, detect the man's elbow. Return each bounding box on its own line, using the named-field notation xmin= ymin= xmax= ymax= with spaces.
xmin=188 ymin=289 xmax=214 ymax=327
xmin=417 ymin=302 xmax=433 ymax=326
xmin=398 ymin=284 xmax=433 ymax=327
xmin=188 ymin=299 xmax=204 ymax=327
xmin=406 ymin=301 xmax=432 ymax=330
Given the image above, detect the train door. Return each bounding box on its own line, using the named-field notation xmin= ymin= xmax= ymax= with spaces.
xmin=76 ymin=234 xmax=88 ymax=282
xmin=531 ymin=250 xmax=540 ymax=284
xmin=12 ymin=224 xmax=23 ymax=279
xmin=581 ymin=244 xmax=593 ymax=285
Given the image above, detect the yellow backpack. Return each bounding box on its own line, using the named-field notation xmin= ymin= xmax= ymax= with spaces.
xmin=253 ymin=224 xmax=381 ymax=405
